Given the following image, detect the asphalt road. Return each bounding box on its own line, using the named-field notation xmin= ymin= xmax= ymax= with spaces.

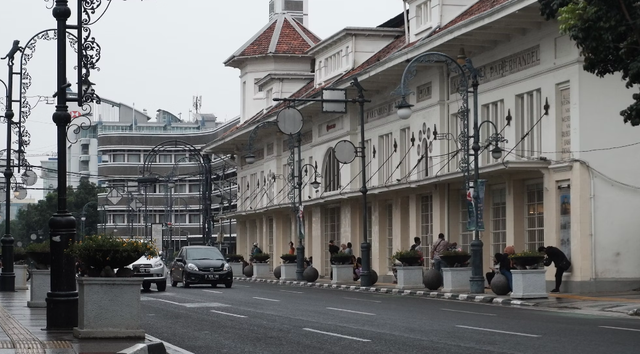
xmin=140 ymin=281 xmax=640 ymax=354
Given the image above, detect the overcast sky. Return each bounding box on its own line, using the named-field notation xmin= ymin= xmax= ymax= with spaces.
xmin=0 ymin=0 xmax=404 ymax=200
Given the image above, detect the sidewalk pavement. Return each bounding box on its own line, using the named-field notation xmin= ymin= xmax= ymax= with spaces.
xmin=0 ymin=278 xmax=638 ymax=354
xmin=234 ymin=276 xmax=640 ymax=317
xmin=0 ymin=290 xmax=171 ymax=354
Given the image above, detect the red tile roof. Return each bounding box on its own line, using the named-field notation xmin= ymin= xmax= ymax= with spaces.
xmin=233 ymin=15 xmax=321 ymax=60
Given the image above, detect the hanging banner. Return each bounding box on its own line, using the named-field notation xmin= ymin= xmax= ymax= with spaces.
xmin=466 ymin=187 xmax=476 ymax=230
xmin=476 ymin=179 xmax=486 ymax=231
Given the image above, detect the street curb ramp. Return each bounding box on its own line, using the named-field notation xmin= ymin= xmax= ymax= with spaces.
xmin=118 ymin=342 xmax=167 ymax=354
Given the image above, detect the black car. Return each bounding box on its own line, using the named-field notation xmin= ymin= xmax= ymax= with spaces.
xmin=170 ymin=246 xmax=233 ymax=288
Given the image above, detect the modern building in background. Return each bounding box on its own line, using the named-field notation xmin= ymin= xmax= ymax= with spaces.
xmin=39 ymin=157 xmax=58 ymax=192
xmin=62 ymin=92 xmax=239 ymax=254
xmin=204 ymin=0 xmax=640 ymax=291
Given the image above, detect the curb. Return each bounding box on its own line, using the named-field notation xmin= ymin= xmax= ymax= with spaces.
xmin=118 ymin=342 xmax=166 ymax=354
xmin=233 ymin=276 xmax=538 ymax=307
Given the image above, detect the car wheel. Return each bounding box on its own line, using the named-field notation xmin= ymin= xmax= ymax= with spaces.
xmin=157 ymin=281 xmax=167 ymax=292
xmin=142 ymin=282 xmax=151 ymax=291
xmin=224 ymin=282 xmax=232 ymax=289
xmin=183 ymin=273 xmax=190 ymax=288
xmin=211 ymin=283 xmax=217 ymax=288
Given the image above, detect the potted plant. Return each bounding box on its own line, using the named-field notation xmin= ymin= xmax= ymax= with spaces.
xmin=13 ymin=246 xmax=27 ymax=263
xmin=251 ymin=253 xmax=271 ymax=279
xmin=392 ymin=250 xmax=422 ymax=266
xmin=508 ymin=250 xmax=545 ymax=269
xmin=68 ymin=235 xmax=157 ymax=339
xmin=280 ymin=253 xmax=298 ymax=281
xmin=252 ymin=253 xmax=270 ymax=263
xmin=280 ymin=253 xmax=297 ymax=264
xmin=508 ymin=250 xmax=547 ymax=299
xmin=440 ymin=250 xmax=471 ymax=267
xmin=26 ymin=242 xmax=51 ymax=308
xmin=69 ymin=235 xmax=157 ymax=277
xmin=392 ymin=250 xmax=424 ymax=290
xmin=226 ymin=254 xmax=245 ymax=276
xmin=10 ymin=247 xmax=29 ymax=290
xmin=226 ymin=254 xmax=244 ymax=263
xmin=26 ymin=241 xmax=51 ymax=270
xmin=330 ymin=252 xmax=352 ymax=265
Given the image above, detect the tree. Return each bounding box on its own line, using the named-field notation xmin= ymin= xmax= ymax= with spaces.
xmin=538 ymin=0 xmax=640 ymax=125
xmin=4 ymin=180 xmax=105 ymax=246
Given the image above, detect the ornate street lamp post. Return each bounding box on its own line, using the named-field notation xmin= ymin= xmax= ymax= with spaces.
xmin=395 ymin=51 xmax=509 ymax=294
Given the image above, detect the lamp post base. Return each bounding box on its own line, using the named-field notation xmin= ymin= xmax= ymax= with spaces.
xmin=469 ymin=237 xmax=484 ymax=294
xmin=359 ymin=241 xmax=372 ymax=287
xmin=296 ymin=244 xmax=305 ymax=281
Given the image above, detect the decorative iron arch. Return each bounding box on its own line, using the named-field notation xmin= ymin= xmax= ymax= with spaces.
xmin=141 ymin=140 xmax=212 ymax=245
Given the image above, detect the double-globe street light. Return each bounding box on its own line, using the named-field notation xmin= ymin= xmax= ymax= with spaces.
xmin=249 ymin=78 xmax=374 ymax=286
xmin=245 ymin=107 xmax=321 ymax=281
xmin=395 ymin=50 xmax=508 ymax=294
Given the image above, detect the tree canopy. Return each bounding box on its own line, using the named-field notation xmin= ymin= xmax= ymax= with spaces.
xmin=538 ymin=0 xmax=640 ymax=125
xmin=1 ymin=179 xmax=104 ymax=247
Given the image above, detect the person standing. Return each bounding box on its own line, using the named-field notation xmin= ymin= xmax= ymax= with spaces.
xmin=344 ymin=242 xmax=353 ymax=256
xmin=288 ymin=241 xmax=295 ymax=255
xmin=410 ymin=237 xmax=424 ymax=266
xmin=430 ymin=233 xmax=449 ymax=273
xmin=250 ymin=242 xmax=262 ymax=263
xmin=539 ymin=245 xmax=571 ymax=293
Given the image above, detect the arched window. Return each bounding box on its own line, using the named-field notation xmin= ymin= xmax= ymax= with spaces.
xmin=322 ymin=149 xmax=340 ymax=192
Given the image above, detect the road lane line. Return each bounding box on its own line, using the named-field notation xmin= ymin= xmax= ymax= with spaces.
xmin=280 ymin=290 xmax=304 ymax=294
xmin=210 ymin=310 xmax=247 ymax=318
xmin=234 ymin=284 xmax=251 ymax=287
xmin=600 ymin=326 xmax=640 ymax=332
xmin=253 ymin=297 xmax=280 ymax=302
xmin=343 ymin=297 xmax=381 ymax=303
xmin=326 ymin=307 xmax=375 ymax=316
xmin=303 ymin=328 xmax=371 ymax=342
xmin=442 ymin=308 xmax=496 ymax=316
xmin=456 ymin=325 xmax=541 ymax=337
xmin=203 ymin=290 xmax=223 ymax=294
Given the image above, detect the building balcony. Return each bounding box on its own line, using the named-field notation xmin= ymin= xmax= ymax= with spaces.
xmin=79 ymin=155 xmax=91 ymax=162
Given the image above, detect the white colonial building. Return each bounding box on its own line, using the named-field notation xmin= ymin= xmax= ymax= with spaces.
xmin=205 ymin=0 xmax=640 ymax=292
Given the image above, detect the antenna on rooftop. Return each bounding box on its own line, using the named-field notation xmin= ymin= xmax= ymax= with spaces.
xmin=192 ymin=95 xmax=202 ymax=122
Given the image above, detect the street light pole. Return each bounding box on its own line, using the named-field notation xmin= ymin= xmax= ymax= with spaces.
xmin=0 ymin=40 xmax=20 ymax=292
xmin=49 ymin=0 xmax=78 ymax=330
xmin=355 ymin=82 xmax=372 ymax=287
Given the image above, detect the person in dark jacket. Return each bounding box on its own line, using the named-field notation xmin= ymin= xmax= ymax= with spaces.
xmin=495 ymin=252 xmax=513 ymax=291
xmin=539 ymin=246 xmax=571 ymax=293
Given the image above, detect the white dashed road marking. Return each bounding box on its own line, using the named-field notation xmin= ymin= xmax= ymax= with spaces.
xmin=441 ymin=308 xmax=496 ymax=316
xmin=600 ymin=326 xmax=640 ymax=332
xmin=210 ymin=310 xmax=247 ymax=318
xmin=456 ymin=325 xmax=541 ymax=337
xmin=303 ymin=328 xmax=371 ymax=342
xmin=326 ymin=307 xmax=375 ymax=316
xmin=253 ymin=297 xmax=280 ymax=302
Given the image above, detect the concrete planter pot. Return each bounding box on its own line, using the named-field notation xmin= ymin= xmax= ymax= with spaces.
xmin=280 ymin=263 xmax=297 ymax=281
xmin=15 ymin=264 xmax=29 ymax=290
xmin=230 ymin=263 xmax=244 ymax=277
xmin=27 ymin=269 xmax=50 ymax=308
xmin=74 ymin=277 xmax=145 ymax=339
xmin=396 ymin=266 xmax=424 ymax=290
xmin=511 ymin=269 xmax=548 ymax=299
xmin=442 ymin=267 xmax=472 ymax=293
xmin=252 ymin=263 xmax=271 ymax=279
xmin=331 ymin=264 xmax=353 ymax=285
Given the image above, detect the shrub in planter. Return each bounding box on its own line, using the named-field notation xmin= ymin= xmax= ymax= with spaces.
xmin=13 ymin=247 xmax=28 ymax=263
xmin=252 ymin=253 xmax=270 ymax=263
xmin=509 ymin=250 xmax=545 ymax=269
xmin=392 ymin=250 xmax=422 ymax=266
xmin=26 ymin=241 xmax=51 ymax=270
xmin=68 ymin=235 xmax=157 ymax=277
xmin=280 ymin=254 xmax=297 ymax=264
xmin=226 ymin=254 xmax=244 ymax=263
xmin=440 ymin=250 xmax=471 ymax=267
xmin=330 ymin=252 xmax=352 ymax=265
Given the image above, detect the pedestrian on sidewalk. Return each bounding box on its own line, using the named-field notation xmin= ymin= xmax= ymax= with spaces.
xmin=430 ymin=233 xmax=449 ymax=273
xmin=288 ymin=241 xmax=295 ymax=255
xmin=250 ymin=242 xmax=262 ymax=263
xmin=539 ymin=245 xmax=571 ymax=293
xmin=345 ymin=242 xmax=353 ymax=256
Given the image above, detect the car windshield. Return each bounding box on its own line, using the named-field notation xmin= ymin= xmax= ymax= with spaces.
xmin=187 ymin=248 xmax=224 ymax=261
